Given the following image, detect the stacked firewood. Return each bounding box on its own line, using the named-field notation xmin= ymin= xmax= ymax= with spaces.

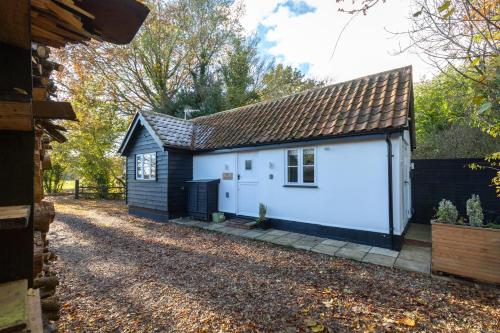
xmin=31 ymin=0 xmax=100 ymax=48
xmin=30 ymin=28 xmax=71 ymax=333
xmin=32 ymin=44 xmax=63 ymax=102
xmin=33 ymin=130 xmax=61 ymax=329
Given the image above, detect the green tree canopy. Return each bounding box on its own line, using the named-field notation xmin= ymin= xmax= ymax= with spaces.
xmin=260 ymin=64 xmax=324 ymax=101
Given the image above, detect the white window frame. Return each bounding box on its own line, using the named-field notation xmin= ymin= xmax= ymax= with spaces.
xmin=136 ymin=152 xmax=156 ymax=181
xmin=284 ymin=147 xmax=317 ymax=186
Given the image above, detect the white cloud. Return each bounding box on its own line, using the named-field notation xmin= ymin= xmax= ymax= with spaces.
xmin=238 ymin=0 xmax=282 ymax=32
xmin=241 ymin=0 xmax=435 ymax=83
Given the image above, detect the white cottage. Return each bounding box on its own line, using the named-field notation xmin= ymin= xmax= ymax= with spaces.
xmin=119 ymin=66 xmax=415 ymax=250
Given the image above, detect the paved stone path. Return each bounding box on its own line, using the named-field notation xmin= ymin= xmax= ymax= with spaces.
xmin=172 ymin=218 xmax=431 ymax=275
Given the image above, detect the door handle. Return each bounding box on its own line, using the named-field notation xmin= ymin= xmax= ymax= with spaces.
xmin=237 ymin=174 xmax=240 ymax=180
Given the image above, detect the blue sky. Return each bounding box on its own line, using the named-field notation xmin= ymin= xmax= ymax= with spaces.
xmin=240 ymin=0 xmax=434 ymax=82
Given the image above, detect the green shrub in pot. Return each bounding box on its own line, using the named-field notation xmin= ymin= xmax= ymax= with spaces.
xmin=256 ymin=203 xmax=267 ymax=224
xmin=466 ymin=194 xmax=483 ymax=227
xmin=435 ymin=199 xmax=458 ymax=224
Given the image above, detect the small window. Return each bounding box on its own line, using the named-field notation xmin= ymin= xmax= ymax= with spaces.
xmin=287 ymin=150 xmax=298 ymax=183
xmin=136 ymin=155 xmax=143 ymax=179
xmin=136 ymin=153 xmax=156 ymax=180
xmin=303 ymin=148 xmax=315 ymax=183
xmin=285 ymin=148 xmax=316 ymax=185
xmin=245 ymin=160 xmax=252 ymax=170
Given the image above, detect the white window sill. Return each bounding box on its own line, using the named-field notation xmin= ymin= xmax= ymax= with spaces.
xmin=283 ymin=184 xmax=318 ymax=188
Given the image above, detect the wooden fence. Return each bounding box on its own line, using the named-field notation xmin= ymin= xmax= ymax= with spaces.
xmin=411 ymin=158 xmax=498 ymax=224
xmin=74 ymin=180 xmax=125 ymax=200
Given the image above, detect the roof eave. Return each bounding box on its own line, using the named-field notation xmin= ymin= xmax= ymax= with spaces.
xmin=192 ymin=127 xmax=406 ymax=153
xmin=118 ymin=112 xmax=166 ymax=156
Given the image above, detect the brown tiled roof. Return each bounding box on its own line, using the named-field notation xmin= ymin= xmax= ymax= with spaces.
xmin=140 ymin=66 xmax=413 ymax=151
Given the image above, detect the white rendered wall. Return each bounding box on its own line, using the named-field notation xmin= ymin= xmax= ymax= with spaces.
xmin=193 ymin=136 xmax=406 ymax=235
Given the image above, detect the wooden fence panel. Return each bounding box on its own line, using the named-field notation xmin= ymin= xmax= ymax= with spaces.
xmin=412 ymin=158 xmax=498 ymax=224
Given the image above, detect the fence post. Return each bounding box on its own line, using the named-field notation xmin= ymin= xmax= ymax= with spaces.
xmin=75 ymin=179 xmax=79 ymax=199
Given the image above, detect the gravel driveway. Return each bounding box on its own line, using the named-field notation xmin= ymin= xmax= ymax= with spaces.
xmin=49 ymin=197 xmax=499 ymax=332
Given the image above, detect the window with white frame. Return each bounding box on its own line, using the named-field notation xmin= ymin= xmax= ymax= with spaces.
xmin=285 ymin=148 xmax=316 ymax=185
xmin=136 ymin=152 xmax=156 ymax=180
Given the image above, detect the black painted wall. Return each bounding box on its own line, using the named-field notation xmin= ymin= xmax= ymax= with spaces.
xmin=0 ymin=131 xmax=34 ymax=284
xmin=168 ymin=151 xmax=193 ymax=216
xmin=125 ymin=125 xmax=168 ymax=212
xmin=412 ymin=158 xmax=498 ymax=224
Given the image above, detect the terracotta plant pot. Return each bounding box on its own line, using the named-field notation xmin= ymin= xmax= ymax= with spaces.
xmin=431 ymin=221 xmax=500 ymax=284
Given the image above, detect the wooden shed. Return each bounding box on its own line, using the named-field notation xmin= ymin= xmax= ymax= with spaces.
xmin=0 ymin=1 xmax=148 ymax=332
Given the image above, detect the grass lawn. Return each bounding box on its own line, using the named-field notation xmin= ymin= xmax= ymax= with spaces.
xmin=48 ymin=197 xmax=499 ymax=332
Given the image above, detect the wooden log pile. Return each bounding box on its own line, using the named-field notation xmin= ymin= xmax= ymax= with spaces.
xmin=33 ymin=129 xmax=62 ymax=329
xmin=29 ymin=24 xmax=72 ymax=332
xmin=32 ymin=198 xmax=60 ymax=325
xmin=31 ymin=0 xmax=98 ymax=48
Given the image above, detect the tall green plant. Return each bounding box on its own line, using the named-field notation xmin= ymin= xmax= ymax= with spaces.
xmin=466 ymin=195 xmax=484 ymax=227
xmin=43 ymin=163 xmax=66 ymax=194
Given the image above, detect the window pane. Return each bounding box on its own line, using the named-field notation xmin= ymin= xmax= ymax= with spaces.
xmin=287 ymin=150 xmax=298 ymax=166
xmin=150 ymin=153 xmax=156 ymax=178
xmin=245 ymin=160 xmax=252 ymax=170
xmin=303 ymin=166 xmax=315 ymax=183
xmin=136 ymin=155 xmax=143 ymax=179
xmin=288 ymin=166 xmax=298 ymax=183
xmin=303 ymin=148 xmax=314 ymax=166
xmin=143 ymin=154 xmax=151 ymax=179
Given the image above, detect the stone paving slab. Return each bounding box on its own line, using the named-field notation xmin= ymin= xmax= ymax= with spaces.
xmin=172 ymin=218 xmax=432 ymax=276
xmin=311 ymin=244 xmax=340 ymax=256
xmin=225 ymin=228 xmax=249 ymax=236
xmin=398 ymin=244 xmax=431 ymax=264
xmin=271 ymin=233 xmax=306 ymax=246
xmin=369 ymin=246 xmax=399 ymax=258
xmin=342 ymin=242 xmax=372 ymax=252
xmin=255 ymin=232 xmax=282 ymax=242
xmin=362 ymin=253 xmax=396 ymax=267
xmin=240 ymin=230 xmax=266 ymax=239
xmin=218 ymin=226 xmax=237 ymax=234
xmin=320 ymin=239 xmax=347 ymax=247
xmin=300 ymin=235 xmax=327 ymax=244
xmin=289 ymin=239 xmax=318 ymax=251
xmin=335 ymin=247 xmax=368 ymax=261
xmin=394 ymin=258 xmax=431 ymax=275
xmin=266 ymin=229 xmax=290 ymax=237
xmin=206 ymin=223 xmax=225 ymax=230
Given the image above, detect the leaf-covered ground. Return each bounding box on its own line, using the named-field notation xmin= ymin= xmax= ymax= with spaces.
xmin=49 ymin=197 xmax=499 ymax=332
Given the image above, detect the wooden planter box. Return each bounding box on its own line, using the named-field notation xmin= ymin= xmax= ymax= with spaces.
xmin=432 ymin=221 xmax=500 ymax=284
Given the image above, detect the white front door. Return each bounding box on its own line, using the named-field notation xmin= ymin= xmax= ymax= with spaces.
xmin=237 ymin=152 xmax=259 ymax=217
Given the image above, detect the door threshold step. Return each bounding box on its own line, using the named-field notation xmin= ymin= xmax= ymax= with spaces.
xmin=225 ymin=218 xmax=257 ymax=229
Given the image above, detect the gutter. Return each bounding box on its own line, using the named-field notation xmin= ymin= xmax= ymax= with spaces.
xmin=196 ymin=130 xmax=404 ymax=155
xmin=385 ymin=133 xmax=395 ymax=249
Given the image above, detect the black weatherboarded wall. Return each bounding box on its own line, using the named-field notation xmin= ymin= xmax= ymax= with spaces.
xmin=167 ymin=151 xmax=193 ymax=216
xmin=412 ymin=158 xmax=498 ymax=224
xmin=126 ymin=125 xmax=168 ymax=218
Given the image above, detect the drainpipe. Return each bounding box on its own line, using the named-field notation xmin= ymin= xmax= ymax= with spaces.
xmin=385 ymin=133 xmax=394 ymax=250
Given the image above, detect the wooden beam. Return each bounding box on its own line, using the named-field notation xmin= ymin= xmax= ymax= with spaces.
xmin=32 ymin=12 xmax=87 ymax=43
xmin=32 ymin=25 xmax=66 ymax=46
xmin=77 ymin=0 xmax=150 ymax=45
xmin=0 ymin=279 xmax=28 ymax=333
xmin=0 ymin=206 xmax=31 ymax=230
xmin=38 ymin=121 xmax=67 ymax=143
xmin=0 ymin=102 xmax=32 ymax=131
xmin=0 ymin=1 xmax=30 ymax=49
xmin=32 ymin=88 xmax=48 ymax=101
xmin=32 ymin=100 xmax=76 ymax=120
xmin=38 ymin=120 xmax=67 ymax=132
xmin=26 ymin=289 xmax=43 ymax=333
xmin=53 ymin=0 xmax=95 ymax=20
xmin=43 ymin=0 xmax=83 ymax=30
